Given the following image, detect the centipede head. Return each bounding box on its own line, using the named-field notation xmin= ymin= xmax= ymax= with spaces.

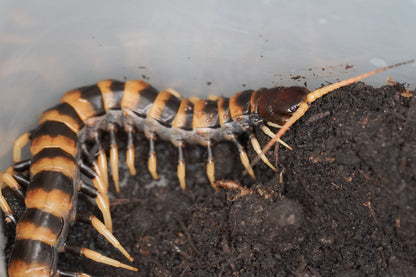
xmin=257 ymin=86 xmax=309 ymax=125
xmin=250 ymin=59 xmax=415 ymax=169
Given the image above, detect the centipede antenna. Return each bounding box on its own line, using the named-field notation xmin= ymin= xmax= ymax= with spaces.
xmin=251 ymin=59 xmax=415 ymax=168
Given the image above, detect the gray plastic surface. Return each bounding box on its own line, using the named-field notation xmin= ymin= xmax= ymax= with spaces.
xmin=0 ymin=1 xmax=414 ymax=275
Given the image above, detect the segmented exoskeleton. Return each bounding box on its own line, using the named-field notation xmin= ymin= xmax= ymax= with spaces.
xmin=0 ymin=60 xmax=413 ymax=276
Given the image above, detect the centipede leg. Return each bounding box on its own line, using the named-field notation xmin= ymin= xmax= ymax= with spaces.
xmin=76 ymin=214 xmax=134 ymax=262
xmin=126 ymin=125 xmax=137 ymax=176
xmin=13 ymin=159 xmax=31 ymax=172
xmin=231 ymin=135 xmax=256 ymax=179
xmin=177 ymin=141 xmax=186 ymax=190
xmin=80 ymin=160 xmax=112 ymax=232
xmin=9 ymin=159 xmax=31 ymax=187
xmin=64 ymin=244 xmax=138 ymax=272
xmin=12 ymin=173 xmax=30 ymax=187
xmin=148 ymin=132 xmax=159 ymax=180
xmin=0 ymin=172 xmax=16 ymax=224
xmin=89 ymin=173 xmax=112 ymax=232
xmin=94 ymin=132 xmax=109 ymax=188
xmin=248 ymin=131 xmax=277 ymax=172
xmin=260 ymin=125 xmax=292 ymax=150
xmin=2 ymin=167 xmax=24 ymax=200
xmin=108 ymin=124 xmax=120 ymax=193
xmin=206 ymin=141 xmax=216 ymax=189
xmin=13 ymin=132 xmax=30 ymax=163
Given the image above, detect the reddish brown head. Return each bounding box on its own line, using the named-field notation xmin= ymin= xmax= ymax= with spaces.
xmin=257 ymin=86 xmax=309 ymax=125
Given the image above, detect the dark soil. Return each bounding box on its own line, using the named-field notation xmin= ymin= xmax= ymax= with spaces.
xmin=4 ymin=83 xmax=416 ymax=276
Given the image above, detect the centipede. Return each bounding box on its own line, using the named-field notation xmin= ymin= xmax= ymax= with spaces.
xmin=0 ymin=59 xmax=413 ymax=276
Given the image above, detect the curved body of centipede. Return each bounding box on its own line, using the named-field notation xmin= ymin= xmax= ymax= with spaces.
xmin=0 ymin=60 xmax=413 ymax=276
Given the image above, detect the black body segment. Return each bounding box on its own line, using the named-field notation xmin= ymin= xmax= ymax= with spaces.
xmin=148 ymin=90 xmax=182 ymax=127
xmin=42 ymin=103 xmax=84 ymax=129
xmin=217 ymin=97 xmax=233 ymax=125
xmin=105 ymin=80 xmax=125 ymax=110
xmin=31 ymin=121 xmax=77 ymax=142
xmin=172 ymin=98 xmax=194 ymax=131
xmin=29 ymin=170 xmax=74 ymax=196
xmin=18 ymin=208 xmax=63 ymax=237
xmin=193 ymin=100 xmax=220 ymax=129
xmin=76 ymin=84 xmax=106 ymax=117
xmin=121 ymin=81 xmax=159 ymax=117
xmin=9 ymin=239 xmax=57 ymax=277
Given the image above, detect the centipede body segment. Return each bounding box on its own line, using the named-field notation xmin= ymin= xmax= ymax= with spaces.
xmin=0 ymin=60 xmax=413 ymax=276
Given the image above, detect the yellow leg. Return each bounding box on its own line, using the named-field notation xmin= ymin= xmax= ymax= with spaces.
xmin=249 ymin=133 xmax=277 ymax=172
xmin=2 ymin=167 xmax=24 ymax=199
xmin=206 ymin=142 xmax=216 ymax=189
xmin=177 ymin=142 xmax=186 ymax=190
xmin=65 ymin=245 xmax=137 ymax=272
xmin=0 ymin=172 xmax=16 ymax=224
xmin=266 ymin=122 xmax=282 ymax=129
xmin=94 ymin=132 xmax=109 ymax=188
xmin=88 ymin=215 xmax=133 ymax=262
xmin=109 ymin=125 xmax=120 ymax=193
xmin=110 ymin=145 xmax=119 ymax=193
xmin=94 ymin=190 xmax=112 ymax=233
xmin=261 ymin=125 xmax=292 ymax=150
xmin=126 ymin=126 xmax=137 ymax=176
xmin=82 ymin=248 xmax=137 ymax=271
xmin=97 ymin=149 xmax=108 ymax=188
xmin=126 ymin=145 xmax=136 ymax=176
xmin=2 ymin=167 xmax=22 ymax=192
xmin=91 ymin=162 xmax=112 ymax=232
xmin=13 ymin=132 xmax=30 ymax=163
xmin=231 ymin=136 xmax=255 ymax=179
xmin=148 ymin=133 xmax=159 ymax=180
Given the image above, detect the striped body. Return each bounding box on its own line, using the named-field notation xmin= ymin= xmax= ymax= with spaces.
xmin=56 ymin=79 xmax=267 ymax=145
xmin=8 ymin=79 xmax=290 ymax=277
xmin=2 ymin=60 xmax=412 ymax=277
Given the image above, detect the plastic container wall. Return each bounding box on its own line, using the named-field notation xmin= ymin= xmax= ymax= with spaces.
xmin=0 ymin=1 xmax=415 ymax=275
